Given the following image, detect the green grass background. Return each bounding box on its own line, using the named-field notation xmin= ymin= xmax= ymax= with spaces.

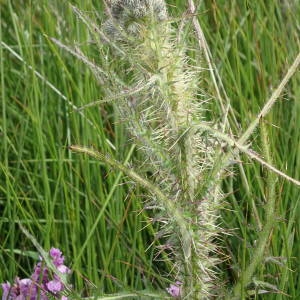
xmin=0 ymin=0 xmax=299 ymax=299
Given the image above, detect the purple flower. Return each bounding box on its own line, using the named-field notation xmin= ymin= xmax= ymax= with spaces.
xmin=1 ymin=278 xmax=38 ymax=300
xmin=57 ymin=265 xmax=71 ymax=275
xmin=166 ymin=281 xmax=182 ymax=298
xmin=1 ymin=248 xmax=71 ymax=300
xmin=31 ymin=262 xmax=49 ymax=284
xmin=49 ymin=248 xmax=65 ymax=267
xmin=46 ymin=280 xmax=63 ymax=294
xmin=16 ymin=278 xmax=35 ymax=299
xmin=1 ymin=282 xmax=11 ymax=300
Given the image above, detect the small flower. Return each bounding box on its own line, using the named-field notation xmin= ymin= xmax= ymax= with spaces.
xmin=16 ymin=278 xmax=33 ymax=297
xmin=49 ymin=248 xmax=64 ymax=267
xmin=31 ymin=262 xmax=49 ymax=284
xmin=166 ymin=281 xmax=182 ymax=298
xmin=46 ymin=280 xmax=63 ymax=294
xmin=1 ymin=278 xmax=37 ymax=300
xmin=57 ymin=265 xmax=71 ymax=275
xmin=1 ymin=282 xmax=11 ymax=300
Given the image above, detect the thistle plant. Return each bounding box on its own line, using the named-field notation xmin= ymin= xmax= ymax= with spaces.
xmin=94 ymin=0 xmax=222 ymax=298
xmin=52 ymin=0 xmax=300 ymax=299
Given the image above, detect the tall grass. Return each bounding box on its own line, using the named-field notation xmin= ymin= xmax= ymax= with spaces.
xmin=1 ymin=0 xmax=300 ymax=299
xmin=0 ymin=0 xmax=164 ymax=295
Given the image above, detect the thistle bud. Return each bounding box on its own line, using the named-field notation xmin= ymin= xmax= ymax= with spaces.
xmin=103 ymin=0 xmax=168 ymax=39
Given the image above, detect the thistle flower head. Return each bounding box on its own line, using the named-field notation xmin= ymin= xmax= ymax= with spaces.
xmin=107 ymin=0 xmax=167 ymax=20
xmin=103 ymin=0 xmax=168 ymax=39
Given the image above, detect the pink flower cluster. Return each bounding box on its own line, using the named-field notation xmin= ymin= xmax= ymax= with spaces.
xmin=1 ymin=248 xmax=70 ymax=300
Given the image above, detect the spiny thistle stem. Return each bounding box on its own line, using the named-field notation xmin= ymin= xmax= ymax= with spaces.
xmin=100 ymin=1 xmax=223 ymax=298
